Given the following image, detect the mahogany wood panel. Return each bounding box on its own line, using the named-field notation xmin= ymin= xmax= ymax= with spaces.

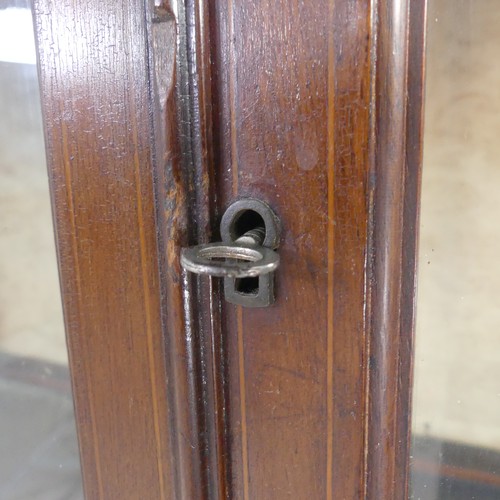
xmin=33 ymin=1 xmax=175 ymax=498
xmin=204 ymin=0 xmax=426 ymax=498
xmin=210 ymin=1 xmax=371 ymax=498
xmin=34 ymin=0 xmax=426 ymax=497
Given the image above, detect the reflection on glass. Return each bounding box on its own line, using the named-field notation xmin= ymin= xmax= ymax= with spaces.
xmin=411 ymin=1 xmax=500 ymax=499
xmin=0 ymin=3 xmax=83 ymax=499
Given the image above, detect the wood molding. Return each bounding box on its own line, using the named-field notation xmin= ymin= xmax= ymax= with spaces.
xmin=366 ymin=0 xmax=427 ymax=498
xmin=152 ymin=1 xmax=226 ymax=498
xmin=397 ymin=1 xmax=428 ymax=498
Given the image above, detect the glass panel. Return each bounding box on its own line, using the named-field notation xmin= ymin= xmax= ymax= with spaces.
xmin=0 ymin=3 xmax=83 ymax=499
xmin=411 ymin=1 xmax=500 ymax=499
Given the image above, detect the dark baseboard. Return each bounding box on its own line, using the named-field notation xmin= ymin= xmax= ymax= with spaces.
xmin=0 ymin=351 xmax=71 ymax=394
xmin=411 ymin=435 xmax=500 ymax=499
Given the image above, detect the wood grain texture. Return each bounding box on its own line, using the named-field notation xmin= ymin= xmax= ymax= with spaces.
xmin=365 ymin=0 xmax=411 ymax=497
xmin=212 ymin=1 xmax=334 ymax=496
xmin=34 ymin=0 xmax=427 ymax=497
xmin=366 ymin=1 xmax=427 ymax=498
xmin=33 ymin=1 xmax=175 ymax=498
xmin=209 ymin=1 xmax=372 ymax=498
xmin=206 ymin=0 xmax=426 ymax=498
xmin=154 ymin=0 xmax=227 ymax=498
xmin=396 ymin=2 xmax=428 ymax=499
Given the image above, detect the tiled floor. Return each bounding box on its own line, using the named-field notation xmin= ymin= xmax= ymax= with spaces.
xmin=0 ymin=354 xmax=83 ymax=500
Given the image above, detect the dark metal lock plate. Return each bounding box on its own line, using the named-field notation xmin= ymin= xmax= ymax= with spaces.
xmin=220 ymin=199 xmax=280 ymax=307
xmin=180 ymin=198 xmax=280 ymax=307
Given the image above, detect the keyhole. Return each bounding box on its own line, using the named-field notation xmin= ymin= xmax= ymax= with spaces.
xmin=235 ymin=276 xmax=259 ymax=295
xmin=230 ymin=209 xmax=266 ymax=241
xmin=228 ymin=209 xmax=265 ymax=295
xmin=219 ymin=198 xmax=280 ymax=307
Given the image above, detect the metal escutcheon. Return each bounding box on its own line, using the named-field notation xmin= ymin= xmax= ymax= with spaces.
xmin=180 ymin=199 xmax=280 ymax=307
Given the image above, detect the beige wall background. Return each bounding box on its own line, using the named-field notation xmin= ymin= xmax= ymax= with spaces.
xmin=0 ymin=58 xmax=68 ymax=364
xmin=412 ymin=0 xmax=500 ymax=450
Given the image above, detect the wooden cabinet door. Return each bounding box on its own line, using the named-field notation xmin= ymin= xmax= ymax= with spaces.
xmin=33 ymin=0 xmax=427 ymax=498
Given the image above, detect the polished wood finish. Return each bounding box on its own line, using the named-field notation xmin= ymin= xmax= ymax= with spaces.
xmin=33 ymin=1 xmax=175 ymax=498
xmin=205 ymin=1 xmax=426 ymax=498
xmin=35 ymin=0 xmax=427 ymax=498
xmin=211 ymin=1 xmax=372 ymax=497
xmin=366 ymin=1 xmax=427 ymax=498
xmin=154 ymin=1 xmax=224 ymax=497
xmin=397 ymin=2 xmax=428 ymax=498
